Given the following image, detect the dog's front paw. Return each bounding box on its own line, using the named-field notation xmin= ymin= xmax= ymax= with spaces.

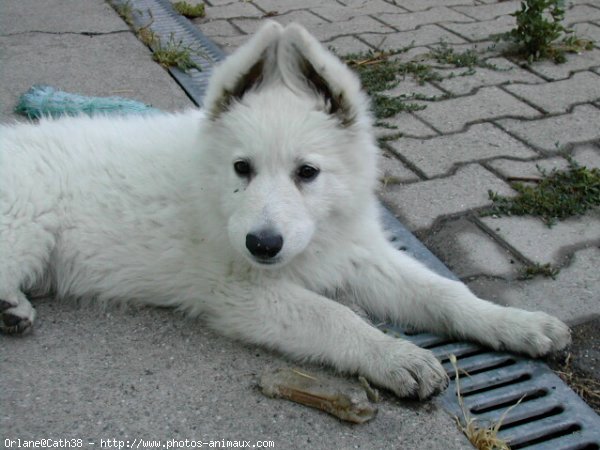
xmin=0 ymin=294 xmax=36 ymax=335
xmin=365 ymin=339 xmax=448 ymax=399
xmin=491 ymin=309 xmax=571 ymax=357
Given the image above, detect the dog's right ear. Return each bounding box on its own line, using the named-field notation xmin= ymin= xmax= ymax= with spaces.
xmin=203 ymin=21 xmax=283 ymax=120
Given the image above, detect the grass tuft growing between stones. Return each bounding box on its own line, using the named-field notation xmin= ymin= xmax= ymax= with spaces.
xmin=518 ymin=262 xmax=560 ymax=280
xmin=172 ymin=1 xmax=206 ymax=18
xmin=484 ymin=160 xmax=600 ymax=226
xmin=152 ymin=34 xmax=202 ymax=71
xmin=430 ymin=42 xmax=501 ymax=71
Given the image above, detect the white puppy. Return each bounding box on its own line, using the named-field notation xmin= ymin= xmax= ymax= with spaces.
xmin=0 ymin=22 xmax=570 ymax=398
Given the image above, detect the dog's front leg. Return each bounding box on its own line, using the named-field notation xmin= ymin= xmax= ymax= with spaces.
xmin=203 ymin=278 xmax=447 ymax=399
xmin=345 ymin=235 xmax=570 ymax=357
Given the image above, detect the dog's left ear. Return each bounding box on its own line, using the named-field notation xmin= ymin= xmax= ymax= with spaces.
xmin=278 ymin=24 xmax=368 ymax=127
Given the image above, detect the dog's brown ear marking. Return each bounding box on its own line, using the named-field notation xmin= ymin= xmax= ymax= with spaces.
xmin=212 ymin=59 xmax=265 ymax=119
xmin=297 ymin=54 xmax=356 ymax=127
xmin=211 ymin=58 xmax=266 ymax=119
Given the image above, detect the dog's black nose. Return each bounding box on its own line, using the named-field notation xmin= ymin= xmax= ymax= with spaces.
xmin=246 ymin=231 xmax=283 ymax=259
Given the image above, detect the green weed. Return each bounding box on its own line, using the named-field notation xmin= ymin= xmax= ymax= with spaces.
xmin=430 ymin=42 xmax=501 ymax=70
xmin=518 ymin=262 xmax=560 ymax=280
xmin=484 ymin=161 xmax=600 ymax=226
xmin=111 ymin=0 xmax=135 ymax=26
xmin=172 ymin=1 xmax=206 ymax=18
xmin=152 ymin=34 xmax=202 ymax=71
xmin=501 ymin=0 xmax=595 ymax=63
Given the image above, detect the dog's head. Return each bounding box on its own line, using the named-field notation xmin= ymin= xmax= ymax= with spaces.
xmin=200 ymin=22 xmax=378 ymax=269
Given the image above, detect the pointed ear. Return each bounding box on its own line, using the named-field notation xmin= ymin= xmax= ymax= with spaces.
xmin=203 ymin=21 xmax=283 ymax=119
xmin=277 ymin=23 xmax=368 ymax=127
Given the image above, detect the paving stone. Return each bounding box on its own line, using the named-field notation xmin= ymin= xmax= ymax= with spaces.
xmin=423 ymin=217 xmax=522 ymax=278
xmin=234 ymin=14 xmax=393 ymax=42
xmin=504 ymin=71 xmax=600 ymax=114
xmin=467 ymin=247 xmax=600 ymax=325
xmin=496 ymin=104 xmax=600 ymax=152
xmin=395 ymin=0 xmax=479 ymax=12
xmin=313 ymin=0 xmax=404 ymax=21
xmin=453 ymin=1 xmax=521 ymax=21
xmin=388 ymin=123 xmax=537 ymax=177
xmin=203 ymin=1 xmax=263 ymax=18
xmin=414 ymin=86 xmax=540 ymax=133
xmin=208 ymin=34 xmax=250 ymax=53
xmin=360 ymin=25 xmax=467 ymax=50
xmin=486 ymin=156 xmax=568 ymax=179
xmin=381 ymin=164 xmax=513 ymax=231
xmin=384 ymin=79 xmax=446 ymax=99
xmin=480 ymin=211 xmax=600 ymax=267
xmin=251 ymin=0 xmax=327 ymax=12
xmin=374 ymin=113 xmax=439 ymax=139
xmin=565 ymin=5 xmax=600 ymax=25
xmin=526 ymin=48 xmax=600 ymax=80
xmin=573 ymin=143 xmax=600 ymax=168
xmin=435 ymin=57 xmax=545 ymax=96
xmin=572 ymin=22 xmax=600 ymax=44
xmin=376 ymin=7 xmax=474 ymax=32
xmin=442 ymin=15 xmax=515 ymax=42
xmin=0 ymin=0 xmax=128 ymax=34
xmin=486 ymin=144 xmax=600 ymax=184
xmin=377 ymin=150 xmax=421 ymax=188
xmin=197 ymin=19 xmax=242 ymax=37
xmin=205 ymin=0 xmax=246 ymax=5
xmin=233 ymin=11 xmax=326 ymax=36
xmin=326 ymin=36 xmax=372 ymax=55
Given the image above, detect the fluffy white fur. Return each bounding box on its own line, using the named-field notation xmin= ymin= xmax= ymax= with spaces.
xmin=0 ymin=22 xmax=570 ymax=399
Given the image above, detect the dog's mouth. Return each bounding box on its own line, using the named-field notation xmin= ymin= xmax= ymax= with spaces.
xmin=249 ymin=255 xmax=283 ymax=267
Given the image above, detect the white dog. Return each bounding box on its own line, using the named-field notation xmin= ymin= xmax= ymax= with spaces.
xmin=0 ymin=22 xmax=570 ymax=399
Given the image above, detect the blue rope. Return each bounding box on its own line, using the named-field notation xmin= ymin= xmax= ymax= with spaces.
xmin=15 ymin=85 xmax=161 ymax=119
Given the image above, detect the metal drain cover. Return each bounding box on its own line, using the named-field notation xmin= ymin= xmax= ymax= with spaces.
xmin=112 ymin=1 xmax=600 ymax=447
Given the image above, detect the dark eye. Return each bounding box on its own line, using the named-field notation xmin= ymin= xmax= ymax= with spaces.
xmin=296 ymin=164 xmax=320 ymax=182
xmin=234 ymin=160 xmax=252 ymax=177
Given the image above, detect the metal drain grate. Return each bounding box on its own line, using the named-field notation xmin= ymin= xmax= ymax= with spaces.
xmin=112 ymin=1 xmax=600 ymax=447
xmin=382 ymin=210 xmax=600 ymax=450
xmin=112 ymin=0 xmax=223 ymax=106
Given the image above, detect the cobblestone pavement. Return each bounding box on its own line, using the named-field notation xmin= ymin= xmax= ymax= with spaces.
xmin=190 ymin=0 xmax=600 ymax=329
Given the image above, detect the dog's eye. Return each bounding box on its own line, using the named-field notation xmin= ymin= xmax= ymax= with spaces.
xmin=233 ymin=160 xmax=252 ymax=177
xmin=296 ymin=164 xmax=320 ymax=182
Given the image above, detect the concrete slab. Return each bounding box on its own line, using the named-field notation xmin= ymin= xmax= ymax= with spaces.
xmin=381 ymin=163 xmax=513 ymax=231
xmin=423 ymin=216 xmax=523 ymax=279
xmin=495 ymin=104 xmax=600 ymax=152
xmin=435 ymin=57 xmax=545 ymax=96
xmin=313 ymin=1 xmax=405 ymax=22
xmin=413 ymin=86 xmax=540 ymax=134
xmin=467 ymin=247 xmax=600 ymax=325
xmin=443 ymin=15 xmax=515 ymax=42
xmin=1 ymin=300 xmax=471 ymax=449
xmin=504 ymin=71 xmax=600 ymax=114
xmin=360 ymin=25 xmax=467 ymax=50
xmin=0 ymin=32 xmax=192 ymax=121
xmin=453 ymin=1 xmax=521 ymax=21
xmin=376 ymin=7 xmax=474 ymax=32
xmin=387 ymin=122 xmax=537 ymax=177
xmin=480 ymin=212 xmax=600 ymax=267
xmin=233 ymin=14 xmax=394 ymax=43
xmin=526 ymin=48 xmax=600 ymax=81
xmin=378 ymin=150 xmax=421 ymax=186
xmin=0 ymin=0 xmax=128 ymax=34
